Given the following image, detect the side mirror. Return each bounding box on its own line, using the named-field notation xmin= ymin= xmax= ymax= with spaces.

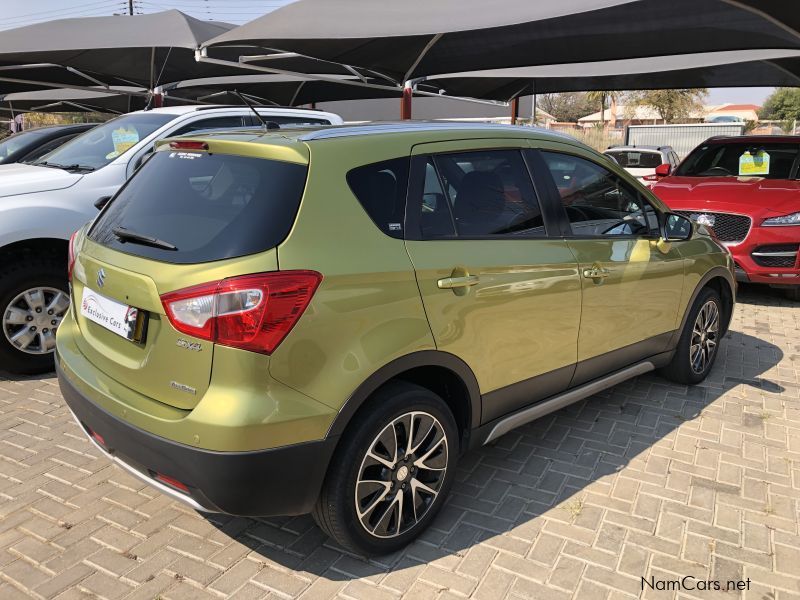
xmin=661 ymin=212 xmax=693 ymax=241
xmin=655 ymin=163 xmax=672 ymax=177
xmin=133 ymin=148 xmax=154 ymax=171
xmin=94 ymin=196 xmax=112 ymax=210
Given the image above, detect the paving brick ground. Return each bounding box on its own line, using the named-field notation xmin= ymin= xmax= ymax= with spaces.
xmin=1 ymin=283 xmax=799 ymax=600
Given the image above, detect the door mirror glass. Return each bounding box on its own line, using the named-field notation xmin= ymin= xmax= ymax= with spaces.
xmin=662 ymin=212 xmax=693 ymax=241
xmin=655 ymin=163 xmax=672 ymax=177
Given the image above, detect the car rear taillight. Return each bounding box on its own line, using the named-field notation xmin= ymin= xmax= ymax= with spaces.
xmin=67 ymin=230 xmax=79 ymax=281
xmin=160 ymin=271 xmax=322 ymax=355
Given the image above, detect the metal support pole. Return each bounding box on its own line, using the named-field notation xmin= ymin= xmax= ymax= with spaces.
xmin=531 ymin=80 xmax=536 ymax=126
xmin=510 ymin=97 xmax=519 ymax=125
xmin=128 ymin=0 xmax=134 ymax=15
xmin=401 ymin=81 xmax=413 ymax=120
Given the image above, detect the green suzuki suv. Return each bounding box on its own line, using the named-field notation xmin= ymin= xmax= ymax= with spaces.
xmin=57 ymin=123 xmax=735 ymax=555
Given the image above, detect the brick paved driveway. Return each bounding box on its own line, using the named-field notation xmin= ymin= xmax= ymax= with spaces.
xmin=1 ymin=284 xmax=799 ymax=600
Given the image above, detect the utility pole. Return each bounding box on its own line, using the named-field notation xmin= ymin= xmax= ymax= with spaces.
xmin=128 ymin=0 xmax=134 ymax=15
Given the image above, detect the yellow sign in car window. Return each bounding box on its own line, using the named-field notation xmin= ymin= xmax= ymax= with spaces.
xmin=738 ymin=150 xmax=770 ymax=176
xmin=105 ymin=127 xmax=140 ymax=159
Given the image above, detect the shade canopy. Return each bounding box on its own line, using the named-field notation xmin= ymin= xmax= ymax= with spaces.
xmin=0 ymin=10 xmax=235 ymax=89
xmin=425 ymin=49 xmax=800 ymax=101
xmin=166 ymin=74 xmax=403 ymax=106
xmin=204 ymin=0 xmax=800 ymax=84
xmin=0 ymin=64 xmax=141 ymax=95
xmin=0 ymin=87 xmax=152 ymax=115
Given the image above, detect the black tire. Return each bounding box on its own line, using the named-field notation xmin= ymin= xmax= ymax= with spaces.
xmin=659 ymin=287 xmax=722 ymax=385
xmin=0 ymin=257 xmax=68 ymax=375
xmin=313 ymin=381 xmax=458 ymax=556
xmin=785 ymin=287 xmax=800 ymax=302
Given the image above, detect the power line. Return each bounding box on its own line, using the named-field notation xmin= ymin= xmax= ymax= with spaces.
xmin=3 ymin=1 xmax=127 ymax=23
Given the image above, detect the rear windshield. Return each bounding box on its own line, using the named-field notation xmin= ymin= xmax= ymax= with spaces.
xmin=604 ymin=150 xmax=663 ymax=169
xmin=89 ymin=150 xmax=308 ymax=264
xmin=676 ymin=142 xmax=800 ymax=179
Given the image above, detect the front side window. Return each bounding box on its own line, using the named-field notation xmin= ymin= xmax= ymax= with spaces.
xmin=541 ymin=151 xmax=657 ymax=237
xmin=423 ymin=149 xmax=545 ymax=238
xmin=33 ymin=113 xmax=172 ymax=171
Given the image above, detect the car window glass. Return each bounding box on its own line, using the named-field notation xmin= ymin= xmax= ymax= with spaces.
xmin=541 ymin=151 xmax=657 ymax=237
xmin=676 ymin=142 xmax=800 ymax=179
xmin=604 ymin=150 xmax=662 ymax=169
xmin=419 ymin=158 xmax=456 ymax=238
xmin=432 ymin=149 xmax=545 ymax=237
xmin=171 ymin=116 xmax=246 ymax=136
xmin=0 ymin=129 xmax=50 ymax=164
xmin=346 ymin=157 xmax=409 ymax=239
xmin=34 ymin=113 xmax=172 ymax=171
xmin=21 ymin=135 xmax=77 ymax=163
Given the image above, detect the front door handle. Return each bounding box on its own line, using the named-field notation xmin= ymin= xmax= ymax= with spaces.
xmin=582 ymin=266 xmax=610 ymax=280
xmin=438 ymin=275 xmax=480 ymax=289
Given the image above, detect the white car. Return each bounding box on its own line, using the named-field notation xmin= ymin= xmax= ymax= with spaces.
xmin=603 ymin=145 xmax=680 ymax=183
xmin=0 ymin=105 xmax=342 ymax=373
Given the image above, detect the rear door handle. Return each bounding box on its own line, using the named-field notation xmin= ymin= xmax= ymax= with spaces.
xmin=438 ymin=275 xmax=480 ymax=289
xmin=582 ymin=266 xmax=610 ymax=280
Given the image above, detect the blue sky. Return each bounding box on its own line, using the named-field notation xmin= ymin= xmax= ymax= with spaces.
xmin=0 ymin=1 xmax=778 ymax=106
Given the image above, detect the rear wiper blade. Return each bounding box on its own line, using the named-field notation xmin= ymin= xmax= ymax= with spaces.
xmin=112 ymin=226 xmax=177 ymax=251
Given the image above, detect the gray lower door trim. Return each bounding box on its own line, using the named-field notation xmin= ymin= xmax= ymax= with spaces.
xmin=482 ymin=360 xmax=655 ymax=444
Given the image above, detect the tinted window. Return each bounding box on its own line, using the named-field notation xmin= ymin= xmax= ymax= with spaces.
xmin=21 ymin=134 xmax=78 ymax=163
xmin=0 ymin=129 xmax=50 ymax=164
xmin=542 ymin=152 xmax=657 ymax=237
xmin=34 ymin=113 xmax=172 ymax=171
xmin=260 ymin=115 xmax=331 ymax=126
xmin=604 ymin=150 xmax=664 ymax=169
xmin=171 ymin=116 xmax=246 ymax=136
xmin=430 ymin=149 xmax=544 ymax=237
xmin=346 ymin=158 xmax=409 ymax=239
xmin=676 ymin=142 xmax=800 ymax=179
xmin=419 ymin=158 xmax=456 ymax=238
xmin=90 ymin=151 xmax=307 ymax=264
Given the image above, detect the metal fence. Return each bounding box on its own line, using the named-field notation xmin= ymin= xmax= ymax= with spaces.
xmin=625 ymin=123 xmax=745 ymax=158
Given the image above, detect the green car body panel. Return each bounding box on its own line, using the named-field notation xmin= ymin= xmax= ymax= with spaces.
xmin=56 ymin=123 xmax=734 ymax=524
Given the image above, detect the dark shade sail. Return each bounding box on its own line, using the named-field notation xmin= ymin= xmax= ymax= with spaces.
xmin=425 ymin=50 xmax=800 ymax=101
xmin=0 ymin=10 xmax=236 ymax=89
xmin=0 ymin=64 xmax=141 ymax=95
xmin=0 ymin=88 xmax=152 ymax=114
xmin=165 ymin=74 xmax=403 ymax=106
xmin=204 ymin=0 xmax=800 ymax=84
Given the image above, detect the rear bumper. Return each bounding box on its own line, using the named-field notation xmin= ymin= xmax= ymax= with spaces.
xmin=57 ymin=357 xmax=337 ymax=516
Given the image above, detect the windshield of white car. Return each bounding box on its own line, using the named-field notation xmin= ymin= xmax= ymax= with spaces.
xmin=32 ymin=113 xmax=173 ymax=172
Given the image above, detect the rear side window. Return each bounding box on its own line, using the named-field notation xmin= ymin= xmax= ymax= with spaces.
xmin=90 ymin=151 xmax=308 ymax=264
xmin=346 ymin=158 xmax=409 ymax=239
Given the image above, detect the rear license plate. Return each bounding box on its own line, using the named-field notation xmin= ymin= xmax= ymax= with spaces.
xmin=80 ymin=286 xmax=145 ymax=342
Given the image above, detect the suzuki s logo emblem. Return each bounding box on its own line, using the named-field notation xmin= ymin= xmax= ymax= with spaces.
xmin=96 ymin=268 xmax=106 ymax=288
xmin=693 ymin=214 xmax=716 ymax=227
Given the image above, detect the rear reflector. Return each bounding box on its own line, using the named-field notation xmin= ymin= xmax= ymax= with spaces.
xmin=153 ymin=472 xmax=189 ymax=493
xmin=86 ymin=426 xmax=106 ymax=448
xmin=161 ymin=271 xmax=322 ymax=355
xmin=169 ymin=141 xmax=209 ymax=151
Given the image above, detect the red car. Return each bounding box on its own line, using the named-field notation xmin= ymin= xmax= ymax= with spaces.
xmin=651 ymin=136 xmax=800 ymax=301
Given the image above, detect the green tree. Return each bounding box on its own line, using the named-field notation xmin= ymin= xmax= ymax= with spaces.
xmin=759 ymin=88 xmax=800 ymax=122
xmin=537 ymin=92 xmax=597 ymax=123
xmin=627 ymin=89 xmax=707 ymax=123
xmin=586 ymin=91 xmax=620 ymax=128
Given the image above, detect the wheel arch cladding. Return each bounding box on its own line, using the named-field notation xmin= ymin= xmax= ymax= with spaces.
xmin=677 ymin=267 xmax=735 ymax=340
xmin=325 ymin=350 xmax=481 ymax=452
xmin=0 ymin=238 xmax=69 ymax=270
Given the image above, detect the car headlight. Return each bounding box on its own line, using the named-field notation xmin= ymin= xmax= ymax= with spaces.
xmin=762 ymin=212 xmax=800 ymax=226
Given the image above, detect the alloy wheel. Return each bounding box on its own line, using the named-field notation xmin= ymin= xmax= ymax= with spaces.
xmin=354 ymin=411 xmax=448 ymax=538
xmin=689 ymin=299 xmax=719 ymax=374
xmin=3 ymin=287 xmax=69 ymax=355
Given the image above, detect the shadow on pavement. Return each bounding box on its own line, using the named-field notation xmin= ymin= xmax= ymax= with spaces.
xmin=200 ymin=285 xmax=788 ymax=580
